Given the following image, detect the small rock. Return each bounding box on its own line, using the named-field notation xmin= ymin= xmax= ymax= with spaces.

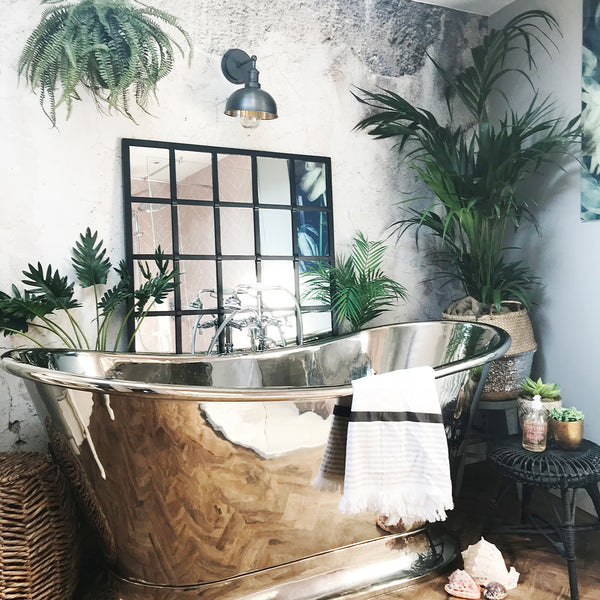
xmin=483 ymin=581 xmax=507 ymax=600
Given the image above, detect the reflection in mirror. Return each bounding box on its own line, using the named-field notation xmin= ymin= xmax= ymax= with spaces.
xmin=220 ymin=207 xmax=255 ymax=255
xmin=175 ymin=151 xmax=213 ymax=201
xmin=133 ymin=260 xmax=175 ymax=310
xmin=179 ymin=261 xmax=218 ymax=310
xmin=123 ymin=139 xmax=334 ymax=353
xmin=258 ymin=157 xmax=291 ymax=205
xmin=261 ymin=261 xmax=295 ymax=305
xmin=297 ymin=211 xmax=329 ymax=258
xmin=259 ymin=209 xmax=292 ymax=255
xmin=221 ymin=260 xmax=257 ymax=293
xmin=134 ymin=316 xmax=176 ymax=352
xmin=130 ymin=147 xmax=171 ymax=198
xmin=177 ymin=205 xmax=215 ymax=255
xmin=131 ymin=203 xmax=172 ymax=254
xmin=295 ymin=161 xmax=327 ymax=207
xmin=218 ymin=155 xmax=253 ymax=203
xmin=299 ymin=260 xmax=330 ymax=307
xmin=303 ymin=312 xmax=333 ymax=338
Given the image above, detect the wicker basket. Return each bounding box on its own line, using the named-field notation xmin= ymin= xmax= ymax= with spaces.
xmin=442 ymin=300 xmax=537 ymax=357
xmin=0 ymin=452 xmax=80 ymax=600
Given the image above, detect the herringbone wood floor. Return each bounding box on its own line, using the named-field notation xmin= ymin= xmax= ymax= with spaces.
xmin=377 ymin=461 xmax=600 ymax=600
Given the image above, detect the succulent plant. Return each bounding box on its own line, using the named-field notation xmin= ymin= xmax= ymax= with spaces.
xmin=520 ymin=376 xmax=561 ymax=400
xmin=549 ymin=407 xmax=584 ymax=422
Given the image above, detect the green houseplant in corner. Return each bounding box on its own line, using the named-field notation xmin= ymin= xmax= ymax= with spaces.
xmin=0 ymin=228 xmax=176 ymax=351
xmin=302 ymin=232 xmax=407 ymax=333
xmin=353 ymin=10 xmax=579 ymax=397
xmin=19 ymin=0 xmax=192 ymax=125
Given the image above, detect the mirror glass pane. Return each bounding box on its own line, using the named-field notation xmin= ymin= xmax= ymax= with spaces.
xmin=220 ymin=207 xmax=255 ymax=255
xmin=131 ymin=203 xmax=172 ymax=254
xmin=218 ymin=154 xmax=253 ymax=203
xmin=133 ymin=259 xmax=175 ymax=309
xmin=260 ymin=261 xmax=295 ymax=307
xmin=295 ymin=161 xmax=327 ymax=207
xmin=297 ymin=211 xmax=329 ymax=257
xmin=130 ymin=147 xmax=171 ymax=198
xmin=258 ymin=157 xmax=291 ymax=205
xmin=175 ymin=151 xmax=213 ymax=201
xmin=298 ymin=260 xmax=329 ymax=307
xmin=183 ymin=314 xmax=217 ymax=354
xmin=259 ymin=209 xmax=292 ymax=256
xmin=221 ymin=260 xmax=256 ymax=292
xmin=179 ymin=260 xmax=218 ymax=310
xmin=303 ymin=311 xmax=332 ymax=339
xmin=134 ymin=316 xmax=176 ymax=352
xmin=177 ymin=206 xmax=215 ymax=255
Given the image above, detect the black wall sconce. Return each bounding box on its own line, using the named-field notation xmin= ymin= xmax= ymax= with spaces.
xmin=221 ymin=49 xmax=278 ymax=129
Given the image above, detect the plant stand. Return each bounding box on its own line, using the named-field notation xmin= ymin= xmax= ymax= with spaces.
xmin=487 ymin=436 xmax=600 ymax=600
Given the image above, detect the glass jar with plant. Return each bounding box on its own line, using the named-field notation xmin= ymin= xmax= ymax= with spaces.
xmin=301 ymin=232 xmax=407 ymax=333
xmin=548 ymin=407 xmax=584 ymax=451
xmin=353 ymin=10 xmax=579 ymax=318
xmin=0 ymin=228 xmax=176 ymax=351
xmin=517 ymin=376 xmax=562 ymax=424
xmin=19 ymin=0 xmax=192 ymax=125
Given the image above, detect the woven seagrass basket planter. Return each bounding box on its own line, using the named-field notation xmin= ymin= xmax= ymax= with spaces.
xmin=0 ymin=452 xmax=80 ymax=600
xmin=442 ymin=300 xmax=537 ymax=401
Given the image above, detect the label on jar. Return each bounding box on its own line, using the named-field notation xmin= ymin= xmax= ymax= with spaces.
xmin=524 ymin=423 xmax=547 ymax=443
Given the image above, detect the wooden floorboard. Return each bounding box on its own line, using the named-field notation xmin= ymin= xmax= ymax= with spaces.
xmin=375 ymin=460 xmax=600 ymax=600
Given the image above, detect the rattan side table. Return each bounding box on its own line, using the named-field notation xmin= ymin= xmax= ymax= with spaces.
xmin=488 ymin=436 xmax=600 ymax=600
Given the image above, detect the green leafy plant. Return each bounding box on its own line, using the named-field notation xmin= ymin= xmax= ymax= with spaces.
xmin=520 ymin=376 xmax=561 ymax=400
xmin=353 ymin=10 xmax=580 ymax=313
xmin=19 ymin=0 xmax=192 ymax=125
xmin=302 ymin=232 xmax=407 ymax=332
xmin=549 ymin=406 xmax=584 ymax=422
xmin=0 ymin=228 xmax=176 ymax=351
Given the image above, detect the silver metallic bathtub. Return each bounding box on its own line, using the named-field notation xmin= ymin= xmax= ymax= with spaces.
xmin=1 ymin=321 xmax=509 ymax=600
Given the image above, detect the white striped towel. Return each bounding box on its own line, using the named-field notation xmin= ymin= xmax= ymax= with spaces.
xmin=311 ymin=396 xmax=352 ymax=492
xmin=338 ymin=366 xmax=454 ymax=529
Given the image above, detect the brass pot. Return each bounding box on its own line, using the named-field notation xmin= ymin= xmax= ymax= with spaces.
xmin=549 ymin=418 xmax=584 ymax=451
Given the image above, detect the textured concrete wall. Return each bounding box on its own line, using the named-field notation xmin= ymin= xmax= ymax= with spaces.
xmin=0 ymin=0 xmax=484 ymax=451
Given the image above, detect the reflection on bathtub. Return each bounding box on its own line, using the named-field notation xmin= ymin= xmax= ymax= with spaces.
xmin=201 ymin=402 xmax=332 ymax=459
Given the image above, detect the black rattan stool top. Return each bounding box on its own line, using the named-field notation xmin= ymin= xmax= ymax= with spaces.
xmin=488 ymin=436 xmax=600 ymax=489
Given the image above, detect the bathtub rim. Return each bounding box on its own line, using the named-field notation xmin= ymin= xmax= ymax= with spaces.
xmin=1 ymin=320 xmax=510 ymax=403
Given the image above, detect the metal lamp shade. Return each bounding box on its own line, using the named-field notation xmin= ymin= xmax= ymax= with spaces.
xmin=224 ymin=87 xmax=278 ymax=120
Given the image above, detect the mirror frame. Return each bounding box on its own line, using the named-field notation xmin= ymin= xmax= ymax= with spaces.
xmin=121 ymin=138 xmax=335 ymax=353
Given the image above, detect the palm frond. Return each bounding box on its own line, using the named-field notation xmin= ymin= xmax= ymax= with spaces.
xmin=302 ymin=233 xmax=407 ymax=332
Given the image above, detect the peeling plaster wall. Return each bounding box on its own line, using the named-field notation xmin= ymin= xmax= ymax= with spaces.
xmin=0 ymin=0 xmax=484 ymax=451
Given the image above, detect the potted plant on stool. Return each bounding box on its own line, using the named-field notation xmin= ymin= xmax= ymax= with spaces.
xmin=517 ymin=377 xmax=562 ymax=425
xmin=549 ymin=407 xmax=585 ymax=451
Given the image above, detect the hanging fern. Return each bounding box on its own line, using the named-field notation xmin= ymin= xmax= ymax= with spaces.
xmin=19 ymin=0 xmax=192 ymax=125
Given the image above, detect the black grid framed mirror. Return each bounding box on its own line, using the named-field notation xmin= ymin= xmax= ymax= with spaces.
xmin=122 ymin=138 xmax=334 ymax=353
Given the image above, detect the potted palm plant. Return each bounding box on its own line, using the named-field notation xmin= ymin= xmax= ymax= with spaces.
xmin=19 ymin=0 xmax=191 ymax=125
xmin=301 ymin=232 xmax=407 ymax=333
xmin=353 ymin=9 xmax=579 ymax=397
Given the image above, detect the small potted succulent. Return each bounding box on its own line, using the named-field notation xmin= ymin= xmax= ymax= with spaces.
xmin=517 ymin=377 xmax=562 ymax=424
xmin=548 ymin=407 xmax=585 ymax=451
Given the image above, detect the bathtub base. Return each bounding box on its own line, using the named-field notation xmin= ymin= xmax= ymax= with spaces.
xmin=100 ymin=524 xmax=457 ymax=600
